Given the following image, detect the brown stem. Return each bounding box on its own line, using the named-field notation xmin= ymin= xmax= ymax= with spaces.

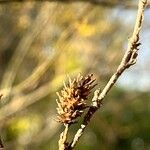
xmin=59 ymin=124 xmax=69 ymax=150
xmin=0 ymin=137 xmax=4 ymax=149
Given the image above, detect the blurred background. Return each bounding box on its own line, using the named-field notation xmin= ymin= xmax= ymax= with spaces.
xmin=0 ymin=0 xmax=150 ymax=150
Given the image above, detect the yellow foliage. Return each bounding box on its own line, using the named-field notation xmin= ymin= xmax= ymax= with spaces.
xmin=74 ymin=21 xmax=96 ymax=37
xmin=11 ymin=118 xmax=30 ymax=133
xmin=10 ymin=115 xmax=41 ymax=135
xmin=74 ymin=19 xmax=111 ymax=37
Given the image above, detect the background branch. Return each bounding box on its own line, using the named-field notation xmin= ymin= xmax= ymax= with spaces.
xmin=0 ymin=96 xmax=4 ymax=149
xmin=0 ymin=0 xmax=149 ymax=9
xmin=0 ymin=3 xmax=54 ymax=103
xmin=0 ymin=137 xmax=4 ymax=149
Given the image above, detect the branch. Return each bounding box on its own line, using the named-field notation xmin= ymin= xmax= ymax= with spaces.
xmin=69 ymin=0 xmax=147 ymax=149
xmin=0 ymin=0 xmax=149 ymax=9
xmin=70 ymin=89 xmax=101 ymax=148
xmin=0 ymin=137 xmax=4 ymax=149
xmin=0 ymin=3 xmax=54 ymax=104
xmin=0 ymin=74 xmax=66 ymax=122
xmin=0 ymin=96 xmax=4 ymax=149
xmin=59 ymin=124 xmax=70 ymax=150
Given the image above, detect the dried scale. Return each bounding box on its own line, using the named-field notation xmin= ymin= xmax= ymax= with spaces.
xmin=56 ymin=74 xmax=96 ymax=124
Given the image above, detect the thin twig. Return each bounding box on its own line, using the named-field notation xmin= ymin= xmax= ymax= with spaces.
xmin=69 ymin=0 xmax=147 ymax=149
xmin=0 ymin=137 xmax=4 ymax=149
xmin=70 ymin=89 xmax=101 ymax=148
xmin=0 ymin=96 xmax=4 ymax=149
xmin=59 ymin=124 xmax=69 ymax=150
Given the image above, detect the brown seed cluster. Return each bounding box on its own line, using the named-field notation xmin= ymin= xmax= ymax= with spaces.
xmin=56 ymin=74 xmax=96 ymax=124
